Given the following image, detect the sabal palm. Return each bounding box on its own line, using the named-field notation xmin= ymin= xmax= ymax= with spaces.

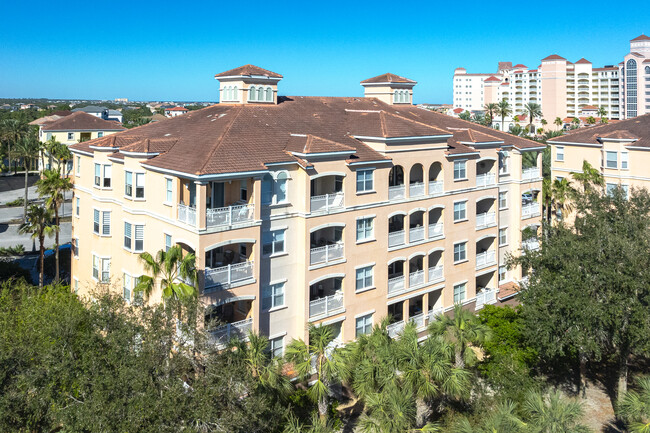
xmin=452 ymin=400 xmax=526 ymax=433
xmin=571 ymin=160 xmax=604 ymax=192
xmin=484 ymin=103 xmax=498 ymax=126
xmin=18 ymin=204 xmax=55 ymax=288
xmin=240 ymin=332 xmax=292 ymax=395
xmin=617 ymin=376 xmax=650 ymax=433
xmin=554 ymin=117 xmax=563 ymax=130
xmin=358 ymin=383 xmax=418 ymax=433
xmin=524 ymin=102 xmax=543 ymax=136
xmin=36 ymin=170 xmax=72 ymax=282
xmin=523 ymin=390 xmax=590 ymax=433
xmin=428 ymin=303 xmax=491 ymax=368
xmin=497 ymin=99 xmax=512 ymax=132
xmin=283 ymin=412 xmax=335 ymax=433
xmin=135 ymin=245 xmax=197 ymax=301
xmin=551 ymin=177 xmax=575 ymax=220
xmin=1 ymin=118 xmax=29 ymax=172
xmin=597 ymin=106 xmax=607 ymax=119
xmin=12 ymin=134 xmax=40 ymax=220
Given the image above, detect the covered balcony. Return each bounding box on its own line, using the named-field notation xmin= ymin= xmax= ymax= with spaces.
xmin=204 ymin=241 xmax=255 ymax=291
xmin=475 ymin=272 xmax=498 ymax=310
xmin=309 ymin=276 xmax=344 ymax=319
xmin=310 ymin=225 xmax=344 ymax=266
xmin=428 ymin=249 xmax=444 ymax=284
xmin=388 ymin=165 xmax=405 ymax=201
xmin=427 ymin=290 xmax=444 ymax=322
xmin=388 ymin=213 xmax=406 ymax=248
xmin=522 ymin=224 xmax=541 ymax=251
xmin=428 ymin=206 xmax=444 ymax=239
xmin=310 ymin=174 xmax=344 ymax=212
xmin=206 ymin=180 xmax=255 ymax=228
xmin=407 ymin=295 xmax=426 ymax=330
xmin=409 ymin=164 xmax=425 ymax=198
xmin=387 ymin=259 xmax=405 ymax=296
xmin=476 ymin=159 xmax=496 ymax=187
xmin=428 ymin=162 xmax=443 ymax=196
xmin=205 ymin=299 xmax=254 ymax=346
xmin=476 ymin=196 xmax=497 ymax=230
xmin=521 ymin=190 xmax=541 ymax=219
xmin=408 ymin=254 xmax=425 ymax=289
xmin=408 ymin=210 xmax=425 ymax=243
xmin=476 ymin=235 xmax=497 ymax=270
xmin=387 ymin=302 xmax=405 ymax=338
xmin=522 ymin=163 xmax=540 ymax=181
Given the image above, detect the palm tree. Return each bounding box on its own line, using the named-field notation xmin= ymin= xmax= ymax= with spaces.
xmin=458 ymin=111 xmax=471 ymax=121
xmin=428 ymin=303 xmax=491 ymax=368
xmin=283 ymin=412 xmax=336 ymax=433
xmin=524 ymin=102 xmax=543 ymax=136
xmin=497 ymin=99 xmax=512 ymax=132
xmin=134 ymin=245 xmax=197 ymax=302
xmin=571 ymin=160 xmax=604 ymax=192
xmin=571 ymin=117 xmax=581 ymax=129
xmin=617 ymin=376 xmax=650 ymax=433
xmin=36 ymin=170 xmax=73 ymax=282
xmin=554 ymin=117 xmax=563 ymax=130
xmin=19 ymin=204 xmax=56 ymax=288
xmin=452 ymin=400 xmax=526 ymax=433
xmin=551 ymin=177 xmax=575 ymax=221
xmin=285 ymin=324 xmax=348 ymax=420
xmin=522 ymin=390 xmax=590 ymax=432
xmin=0 ymin=118 xmax=29 ymax=173
xmin=597 ymin=106 xmax=608 ymax=119
xmin=240 ymin=332 xmax=292 ymax=395
xmin=586 ymin=116 xmax=596 ymax=125
xmin=484 ymin=103 xmax=498 ymax=127
xmin=541 ymin=118 xmax=548 ymax=130
xmin=12 ymin=134 xmax=40 ymax=221
xmin=358 ymin=383 xmax=418 ymax=433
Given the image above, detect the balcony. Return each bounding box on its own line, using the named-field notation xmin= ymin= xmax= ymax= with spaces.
xmin=310 ymin=192 xmax=344 ymax=213
xmin=209 ymin=318 xmax=253 ymax=346
xmin=309 ymin=291 xmax=344 ymax=319
xmin=388 ymin=275 xmax=405 ymax=295
xmin=428 ymin=222 xmax=443 ymax=239
xmin=475 ymin=288 xmax=497 ymax=310
xmin=428 ymin=307 xmax=444 ymax=322
xmin=177 ymin=203 xmax=197 ymax=226
xmin=204 ymin=260 xmax=255 ymax=290
xmin=476 ymin=173 xmax=496 ymax=187
xmin=476 ymin=212 xmax=496 ymax=230
xmin=409 ymin=312 xmax=426 ymax=330
xmin=409 ymin=269 xmax=425 ymax=288
xmin=409 ymin=226 xmax=425 ymax=243
xmin=428 ymin=180 xmax=443 ymax=196
xmin=428 ymin=264 xmax=444 ymax=283
xmin=476 ymin=250 xmax=496 ymax=270
xmin=522 ymin=167 xmax=540 ymax=181
xmin=409 ymin=182 xmax=425 ymax=198
xmin=522 ymin=238 xmax=540 ymax=251
xmin=387 ymin=320 xmax=405 ymax=338
xmin=206 ymin=204 xmax=255 ymax=228
xmin=388 ymin=230 xmax=405 ymax=248
xmin=389 ymin=185 xmax=405 ymax=201
xmin=310 ymin=243 xmax=344 ymax=266
xmin=522 ymin=202 xmax=541 ymax=219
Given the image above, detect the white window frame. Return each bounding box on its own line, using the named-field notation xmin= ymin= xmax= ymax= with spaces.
xmin=67 ymin=132 xmax=74 ymax=140
xmin=75 ymin=156 xmax=80 ymax=176
xmin=164 ymin=233 xmax=172 ymax=252
xmin=356 ymin=217 xmax=374 ymax=242
xmin=355 ymin=313 xmax=373 ymax=337
xmin=125 ymin=171 xmax=133 ymax=197
xmin=621 ymin=152 xmax=628 ymax=170
xmin=499 ymin=227 xmax=508 ymax=246
xmin=605 ymin=151 xmax=617 ymax=169
xmin=356 ymin=169 xmax=374 ymax=193
xmin=262 ymin=229 xmax=286 ymax=256
xmin=453 ymin=282 xmax=466 ymax=303
xmin=355 ymin=265 xmax=374 ymax=292
xmin=499 ymin=191 xmax=508 ymax=210
xmin=123 ymin=272 xmax=132 ymax=303
xmin=269 ymin=335 xmax=284 ymax=358
xmin=135 ymin=172 xmax=145 ymax=199
xmin=262 ymin=282 xmax=285 ymax=310
xmin=556 ymin=146 xmax=564 ymax=162
xmin=94 ymin=163 xmax=112 ymax=188
xmin=453 ymin=160 xmax=467 ymax=180
xmin=499 ymin=265 xmax=507 ymax=282
xmin=453 ymin=241 xmax=467 ymax=263
xmin=453 ymin=200 xmax=467 ymax=222
xmin=75 ymin=197 xmax=80 ymax=217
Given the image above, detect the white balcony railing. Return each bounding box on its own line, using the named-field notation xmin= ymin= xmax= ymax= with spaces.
xmin=428 ymin=180 xmax=443 ymax=196
xmin=522 ymin=167 xmax=540 ymax=181
xmin=476 ymin=250 xmax=496 ymax=270
xmin=388 ymin=230 xmax=405 ymax=248
xmin=409 ymin=182 xmax=425 ymax=197
xmin=206 ymin=204 xmax=255 ymax=227
xmin=310 ymin=192 xmax=344 ymax=212
xmin=475 ymin=288 xmax=498 ymax=310
xmin=205 ymin=260 xmax=254 ymax=289
xmin=428 ymin=265 xmax=444 ymax=283
xmin=388 ymin=185 xmax=405 ymax=201
xmin=409 ymin=312 xmax=426 ymax=330
xmin=476 ymin=173 xmax=496 ymax=187
xmin=177 ymin=203 xmax=196 ymax=226
xmin=409 ymin=269 xmax=425 ymax=288
xmin=428 ymin=222 xmax=444 ymax=239
xmin=387 ymin=320 xmax=405 ymax=338
xmin=310 ymin=243 xmax=344 ymax=266
xmin=309 ymin=291 xmax=344 ymax=318
xmin=522 ymin=239 xmax=540 ymax=251
xmin=476 ymin=212 xmax=496 ymax=229
xmin=409 ymin=226 xmax=425 ymax=243
xmin=428 ymin=307 xmax=444 ymax=322
xmin=209 ymin=318 xmax=253 ymax=345
xmin=387 ymin=275 xmax=405 ymax=295
xmin=522 ymin=202 xmax=541 ymax=219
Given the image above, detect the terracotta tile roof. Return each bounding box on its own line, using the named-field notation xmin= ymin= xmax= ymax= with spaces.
xmin=451 ymin=128 xmax=502 ymax=143
xmin=484 ymin=76 xmax=501 ymax=82
xmin=165 ymin=107 xmax=188 ymax=112
xmin=550 ymin=114 xmax=650 ymax=148
xmin=360 ymin=73 xmax=416 ymax=84
xmin=214 ymin=64 xmax=283 ymax=78
xmin=42 ymin=111 xmax=126 ymax=132
xmin=631 ymin=34 xmax=650 ymax=41
xmin=575 ymin=58 xmax=592 ymax=64
xmin=542 ymin=54 xmax=566 ymax=61
xmin=514 ymin=70 xmax=523 ymax=73
xmin=453 ymin=107 xmax=464 ymax=113
xmin=70 ymin=96 xmax=543 ymax=176
xmin=593 ymin=67 xmax=618 ymax=71
xmin=513 ymin=64 xmax=527 ymax=68
xmin=598 ymin=130 xmax=638 ymax=140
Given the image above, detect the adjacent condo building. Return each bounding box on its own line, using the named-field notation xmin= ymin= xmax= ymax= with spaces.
xmin=69 ymin=65 xmax=544 ymax=353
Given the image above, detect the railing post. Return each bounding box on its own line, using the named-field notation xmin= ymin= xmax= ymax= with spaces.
xmin=227 ymin=264 xmax=232 ymax=285
xmin=229 ymin=206 xmax=233 ymax=225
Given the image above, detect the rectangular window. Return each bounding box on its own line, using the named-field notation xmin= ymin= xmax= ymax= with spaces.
xmin=98 ymin=131 xmax=104 ymax=138
xmin=269 ymin=336 xmax=284 ymax=358
xmin=102 ymin=211 xmax=111 ymax=235
xmin=68 ymin=132 xmax=74 ymax=140
xmin=103 ymin=165 xmax=112 ymax=188
xmin=124 ymin=222 xmax=132 ymax=249
xmin=453 ymin=282 xmax=466 ymax=303
xmin=240 ymin=180 xmax=247 ymax=201
xmin=94 ymin=163 xmax=101 ymax=186
xmin=92 ymin=255 xmax=99 ymax=280
xmin=499 ymin=192 xmax=507 ymax=209
xmin=123 ymin=273 xmax=132 ymax=303
xmin=621 ymin=152 xmax=628 ymax=169
xmin=75 ymin=197 xmax=80 ymax=217
xmin=622 ymin=184 xmax=629 ymax=198
xmin=72 ymin=237 xmax=79 ymax=258
xmin=135 ymin=173 xmax=145 ymax=198
xmin=166 ymin=178 xmax=173 ymax=202
xmin=262 ymin=282 xmax=285 ymax=310
xmin=499 ymin=228 xmax=507 ymax=246
xmin=606 ymin=151 xmax=617 ymax=169
xmin=355 ymin=313 xmax=373 ymax=337
xmin=454 ymin=160 xmax=467 ymax=180
xmin=356 ymin=266 xmax=373 ymax=291
xmin=499 ymin=265 xmax=507 ymax=282
xmin=262 ymin=229 xmax=285 ymax=255
xmin=134 ymin=225 xmax=144 ymax=252
xmin=453 ymin=201 xmax=467 ymax=221
xmin=453 ymin=242 xmax=467 ymax=262
xmin=556 ymin=146 xmax=564 ymax=162
xmin=356 ymin=169 xmax=374 ymax=192
xmin=101 ymin=258 xmax=110 ymax=283
xmin=93 ymin=209 xmax=100 ymax=234
xmin=356 ymin=217 xmax=374 ymax=242
xmin=165 ymin=234 xmax=172 ymax=252
xmin=125 ymin=171 xmax=133 ymax=196
xmin=606 ymin=183 xmax=617 ymax=196
xmin=76 ymin=156 xmax=80 ymax=176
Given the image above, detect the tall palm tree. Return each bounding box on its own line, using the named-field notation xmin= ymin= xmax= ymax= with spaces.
xmin=554 ymin=117 xmax=563 ymax=130
xmin=617 ymin=376 xmax=650 ymax=433
xmin=36 ymin=170 xmax=73 ymax=282
xmin=0 ymin=118 xmax=29 ymax=173
xmin=571 ymin=117 xmax=581 ymax=129
xmin=522 ymin=390 xmax=590 ymax=432
xmin=452 ymin=400 xmax=526 ymax=433
xmin=551 ymin=177 xmax=575 ymax=221
xmin=597 ymin=106 xmax=608 ymax=119
xmin=285 ymin=324 xmax=348 ymax=420
xmin=12 ymin=134 xmax=40 ymax=220
xmin=428 ymin=303 xmax=491 ymax=368
xmin=571 ymin=160 xmax=604 ymax=192
xmin=239 ymin=332 xmax=292 ymax=395
xmin=524 ymin=102 xmax=543 ymax=136
xmin=497 ymin=99 xmax=512 ymax=132
xmin=19 ymin=204 xmax=56 ymax=288
xmin=134 ymin=245 xmax=197 ymax=302
xmin=358 ymin=383 xmax=418 ymax=433
xmin=484 ymin=103 xmax=498 ymax=127
xmin=541 ymin=118 xmax=548 ymax=130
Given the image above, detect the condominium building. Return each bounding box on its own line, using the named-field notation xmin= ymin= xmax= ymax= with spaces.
xmin=69 ymin=65 xmax=544 ymax=351
xmin=620 ymin=35 xmax=650 ymax=118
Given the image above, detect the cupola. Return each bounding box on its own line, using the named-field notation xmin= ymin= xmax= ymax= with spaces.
xmin=360 ymin=73 xmax=417 ymax=105
xmin=214 ymin=64 xmax=283 ymax=105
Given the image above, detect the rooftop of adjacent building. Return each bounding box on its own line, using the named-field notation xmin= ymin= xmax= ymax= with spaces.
xmin=42 ymin=111 xmax=126 ymax=132
xmin=550 ymin=113 xmax=650 ymax=147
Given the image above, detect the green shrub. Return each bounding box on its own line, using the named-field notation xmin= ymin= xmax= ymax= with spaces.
xmin=5 ymin=197 xmax=24 ymax=207
xmin=0 ymin=245 xmax=26 ymax=256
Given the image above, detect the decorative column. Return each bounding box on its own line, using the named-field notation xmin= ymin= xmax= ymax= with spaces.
xmin=195 ymin=181 xmax=207 ymax=231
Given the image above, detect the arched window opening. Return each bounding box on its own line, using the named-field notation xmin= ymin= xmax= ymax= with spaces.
xmin=627 ymin=59 xmax=638 ymax=118
xmin=265 ymin=87 xmax=273 ymax=102
xmin=257 ymin=87 xmax=263 ymax=101
xmin=249 ymin=86 xmax=257 ymax=101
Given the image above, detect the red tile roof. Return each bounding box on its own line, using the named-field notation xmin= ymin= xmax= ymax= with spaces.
xmin=575 ymin=58 xmax=592 ymax=64
xmin=42 ymin=111 xmax=125 ymax=132
xmin=165 ymin=106 xmax=188 ymax=112
xmin=513 ymin=64 xmax=527 ymax=68
xmin=214 ymin=64 xmax=283 ymax=79
xmin=453 ymin=107 xmax=464 ymax=113
xmin=631 ymin=34 xmax=650 ymax=41
xmin=550 ymin=114 xmax=650 ymax=148
xmin=542 ymin=54 xmax=566 ymax=61
xmin=360 ymin=73 xmax=416 ymax=84
xmin=484 ymin=76 xmax=501 ymax=82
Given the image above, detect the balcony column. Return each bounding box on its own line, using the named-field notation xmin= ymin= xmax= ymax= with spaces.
xmin=252 ymin=176 xmax=262 ymax=220
xmin=195 ymin=181 xmax=207 ymax=230
xmin=402 ymin=299 xmax=409 ymax=322
xmin=422 ymin=292 xmax=429 ymax=321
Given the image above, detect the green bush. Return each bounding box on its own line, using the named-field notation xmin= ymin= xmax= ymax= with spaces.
xmin=0 ymin=245 xmax=26 ymax=256
xmin=5 ymin=197 xmax=24 ymax=207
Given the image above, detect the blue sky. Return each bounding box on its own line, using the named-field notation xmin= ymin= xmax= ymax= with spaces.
xmin=1 ymin=0 xmax=649 ymax=103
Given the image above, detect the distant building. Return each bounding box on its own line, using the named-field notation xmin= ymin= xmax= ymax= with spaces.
xmin=20 ymin=103 xmax=38 ymax=110
xmin=114 ymin=98 xmax=129 ymax=103
xmin=72 ymin=106 xmax=123 ymax=123
xmin=28 ymin=111 xmax=72 ymax=127
xmin=620 ymin=35 xmax=650 ymax=119
xmin=164 ymin=106 xmax=189 ymax=118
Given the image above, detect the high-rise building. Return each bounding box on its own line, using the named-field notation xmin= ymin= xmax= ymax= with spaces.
xmin=620 ymin=35 xmax=650 ymax=119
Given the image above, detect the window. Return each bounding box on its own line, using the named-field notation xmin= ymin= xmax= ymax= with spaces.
xmin=621 ymin=152 xmax=628 ymax=169
xmin=454 ymin=242 xmax=467 ymax=262
xmin=499 ymin=192 xmax=507 ymax=209
xmin=606 ymin=183 xmax=617 ymax=196
xmin=453 ymin=201 xmax=467 ymax=221
xmin=98 ymin=131 xmax=104 ymax=138
xmin=93 ymin=209 xmax=100 ymax=234
xmin=556 ymin=146 xmax=564 ymax=162
xmin=94 ymin=164 xmax=111 ymax=188
xmin=356 ymin=217 xmax=374 ymax=242
xmin=72 ymin=237 xmax=79 ymax=258
xmin=222 ymin=85 xmax=239 ymax=102
xmin=123 ymin=273 xmax=132 ymax=303
xmin=92 ymin=255 xmax=99 ymax=280
xmin=67 ymin=132 xmax=74 ymax=140
xmin=125 ymin=171 xmax=133 ymax=196
xmin=606 ymin=151 xmax=617 ymax=169
xmin=165 ymin=234 xmax=172 ymax=252
xmin=499 ymin=151 xmax=509 ymax=174
xmin=124 ymin=222 xmax=132 ymax=249
xmin=622 ymin=184 xmax=629 ymax=198
xmin=249 ymin=85 xmax=273 ymax=102
xmin=262 ymin=283 xmax=285 ymax=310
xmin=627 ymin=59 xmax=637 ymax=118
xmin=355 ymin=313 xmax=373 ymax=337
xmin=453 ymin=160 xmax=467 ymax=180
xmin=275 ymin=172 xmax=288 ymax=203
xmin=453 ymin=282 xmax=466 ymax=303
xmin=76 ymin=156 xmax=80 ymax=176
xmin=94 ymin=164 xmax=101 ymax=186
xmin=74 ymin=279 xmax=78 ymax=294
xmin=240 ymin=180 xmax=247 ymax=201
xmin=135 ymin=173 xmax=145 ymax=198
xmin=75 ymin=197 xmax=80 ymax=217
xmin=102 ymin=165 xmax=111 ymax=188
xmin=499 ymin=228 xmax=507 ymax=246
xmin=262 ymin=172 xmax=290 ymax=205
xmin=165 ymin=178 xmax=173 ymax=202
xmin=92 ymin=256 xmax=110 ymax=283
xmin=101 ymin=258 xmax=110 ymax=282
xmin=356 ymin=265 xmax=373 ymax=291
xmin=499 ymin=265 xmax=507 ymax=282
xmin=102 ymin=211 xmax=111 ymax=235
xmin=356 ymin=169 xmax=374 ymax=192
xmin=92 ymin=210 xmax=110 ymax=235
xmin=263 ymin=229 xmax=285 ymax=255
xmin=269 ymin=336 xmax=284 ymax=358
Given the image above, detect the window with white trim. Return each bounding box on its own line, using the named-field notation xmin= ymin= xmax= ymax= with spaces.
xmin=75 ymin=197 xmax=80 ymax=217
xmin=125 ymin=171 xmax=133 ymax=196
xmin=499 ymin=192 xmax=507 ymax=209
xmin=135 ymin=173 xmax=145 ymax=198
xmin=454 ymin=160 xmax=467 ymax=180
xmin=165 ymin=178 xmax=173 ymax=202
xmin=93 ymin=210 xmax=110 ymax=235
xmin=454 ymin=242 xmax=467 ymax=262
xmin=621 ymin=152 xmax=628 ymax=169
xmin=269 ymin=336 xmax=284 ymax=358
xmin=262 ymin=282 xmax=285 ymax=310
xmin=356 ymin=265 xmax=373 ymax=291
xmin=164 ymin=234 xmax=172 ymax=252
xmin=76 ymin=156 xmax=80 ymax=176
xmin=606 ymin=183 xmax=617 ymax=196
xmin=102 ymin=211 xmax=111 ymax=235
xmin=123 ymin=273 xmax=132 ymax=303
xmin=356 ymin=217 xmax=374 ymax=242
xmin=499 ymin=228 xmax=507 ymax=246
xmin=262 ymin=172 xmax=289 ymax=205
xmin=94 ymin=163 xmax=111 ymax=188
xmin=356 ymin=313 xmax=373 ymax=337
xmin=92 ymin=255 xmax=110 ymax=283
xmin=68 ymin=132 xmax=74 ymax=140
xmin=222 ymin=85 xmax=239 ymax=102
xmin=124 ymin=222 xmax=144 ymax=252
xmin=499 ymin=265 xmax=507 ymax=282
xmin=263 ymin=229 xmax=285 ymax=255
xmin=556 ymin=146 xmax=564 ymax=162
xmin=249 ymin=85 xmax=273 ymax=102
xmin=605 ymin=151 xmax=617 ymax=169
xmin=356 ymin=169 xmax=374 ymax=192
xmin=453 ymin=282 xmax=466 ymax=303
xmin=72 ymin=237 xmax=79 ymax=258
xmin=98 ymin=131 xmax=104 ymax=138
xmin=453 ymin=201 xmax=467 ymax=221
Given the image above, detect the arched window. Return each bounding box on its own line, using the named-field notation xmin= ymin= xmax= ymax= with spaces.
xmin=627 ymin=59 xmax=637 ymax=118
xmin=223 ymin=86 xmax=229 ymax=101
xmin=275 ymin=171 xmax=288 ymax=203
xmin=257 ymin=87 xmax=263 ymax=101
xmin=262 ymin=171 xmax=290 ymax=205
xmin=261 ymin=174 xmax=273 ymax=204
xmin=393 ymin=91 xmax=399 ymax=103
xmin=249 ymin=86 xmax=257 ymax=101
xmin=232 ymin=86 xmax=238 ymax=100
xmin=265 ymin=87 xmax=273 ymax=102
xmin=646 ymin=66 xmax=650 ymax=74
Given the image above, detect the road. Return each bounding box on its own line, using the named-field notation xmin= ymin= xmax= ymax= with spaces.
xmin=0 ymin=222 xmax=72 ymax=250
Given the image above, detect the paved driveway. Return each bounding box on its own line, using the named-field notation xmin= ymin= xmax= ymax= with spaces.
xmin=0 ymin=222 xmax=71 ymax=250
